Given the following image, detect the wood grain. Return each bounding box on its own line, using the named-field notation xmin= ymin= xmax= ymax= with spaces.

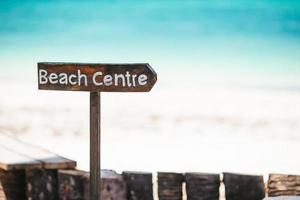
xmin=223 ymin=172 xmax=265 ymax=200
xmin=0 ymin=133 xmax=76 ymax=171
xmin=268 ymin=174 xmax=300 ymax=196
xmin=58 ymin=169 xmax=90 ymax=200
xmin=58 ymin=169 xmax=127 ymax=200
xmin=157 ymin=172 xmax=184 ymax=200
xmin=26 ymin=169 xmax=58 ymax=200
xmin=90 ymin=92 xmax=101 ymax=200
xmin=122 ymin=171 xmax=153 ymax=200
xmin=185 ymin=172 xmax=220 ymax=200
xmin=38 ymin=62 xmax=157 ymax=92
xmin=0 ymin=169 xmax=27 ymax=200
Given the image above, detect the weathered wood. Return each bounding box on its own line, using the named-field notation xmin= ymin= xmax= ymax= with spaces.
xmin=157 ymin=172 xmax=184 ymax=200
xmin=223 ymin=172 xmax=265 ymax=200
xmin=90 ymin=92 xmax=101 ymax=200
xmin=0 ymin=145 xmax=41 ymax=171
xmin=122 ymin=171 xmax=153 ymax=200
xmin=264 ymin=197 xmax=300 ymax=200
xmin=58 ymin=170 xmax=90 ymax=200
xmin=101 ymin=170 xmax=127 ymax=200
xmin=26 ymin=169 xmax=58 ymax=200
xmin=59 ymin=169 xmax=127 ymax=200
xmin=38 ymin=62 xmax=157 ymax=92
xmin=268 ymin=174 xmax=300 ymax=196
xmin=0 ymin=169 xmax=27 ymax=200
xmin=0 ymin=133 xmax=76 ymax=170
xmin=185 ymin=172 xmax=220 ymax=200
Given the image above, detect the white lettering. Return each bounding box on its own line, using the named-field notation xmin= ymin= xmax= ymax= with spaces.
xmin=93 ymin=72 xmax=103 ymax=86
xmin=138 ymin=74 xmax=148 ymax=86
xmin=132 ymin=74 xmax=137 ymax=87
xmin=59 ymin=73 xmax=68 ymax=85
xmin=103 ymin=74 xmax=113 ymax=86
xmin=78 ymin=70 xmax=87 ymax=86
xmin=69 ymin=74 xmax=77 ymax=85
xmin=125 ymin=71 xmax=132 ymax=87
xmin=49 ymin=73 xmax=58 ymax=84
xmin=39 ymin=69 xmax=48 ymax=84
xmin=114 ymin=74 xmax=126 ymax=87
xmin=39 ymin=70 xmax=150 ymax=88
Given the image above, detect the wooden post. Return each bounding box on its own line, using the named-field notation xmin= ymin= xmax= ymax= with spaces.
xmin=26 ymin=169 xmax=59 ymax=200
xmin=37 ymin=62 xmax=157 ymax=199
xmin=223 ymin=172 xmax=265 ymax=200
xmin=90 ymin=92 xmax=101 ymax=200
xmin=122 ymin=171 xmax=153 ymax=200
xmin=185 ymin=172 xmax=220 ymax=200
xmin=268 ymin=173 xmax=300 ymax=196
xmin=58 ymin=169 xmax=90 ymax=200
xmin=0 ymin=169 xmax=27 ymax=199
xmin=157 ymin=172 xmax=184 ymax=200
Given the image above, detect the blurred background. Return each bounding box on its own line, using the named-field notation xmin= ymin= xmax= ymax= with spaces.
xmin=0 ymin=0 xmax=300 ymax=175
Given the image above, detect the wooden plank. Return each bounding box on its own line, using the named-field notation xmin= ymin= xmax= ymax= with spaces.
xmin=26 ymin=169 xmax=58 ymax=200
xmin=38 ymin=62 xmax=157 ymax=92
xmin=101 ymin=170 xmax=127 ymax=200
xmin=185 ymin=172 xmax=220 ymax=200
xmin=223 ymin=172 xmax=265 ymax=200
xmin=268 ymin=174 xmax=300 ymax=196
xmin=0 ymin=145 xmax=41 ymax=171
xmin=59 ymin=169 xmax=127 ymax=200
xmin=0 ymin=133 xmax=76 ymax=170
xmin=157 ymin=172 xmax=184 ymax=200
xmin=0 ymin=169 xmax=27 ymax=200
xmin=264 ymin=197 xmax=300 ymax=200
xmin=122 ymin=171 xmax=153 ymax=200
xmin=58 ymin=170 xmax=90 ymax=200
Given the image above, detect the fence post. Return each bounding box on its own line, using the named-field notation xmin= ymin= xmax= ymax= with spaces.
xmin=185 ymin=172 xmax=220 ymax=200
xmin=122 ymin=171 xmax=153 ymax=200
xmin=157 ymin=172 xmax=184 ymax=200
xmin=223 ymin=172 xmax=265 ymax=200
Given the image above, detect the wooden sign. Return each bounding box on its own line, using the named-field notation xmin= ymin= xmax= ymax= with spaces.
xmin=38 ymin=62 xmax=157 ymax=92
xmin=37 ymin=61 xmax=157 ymax=200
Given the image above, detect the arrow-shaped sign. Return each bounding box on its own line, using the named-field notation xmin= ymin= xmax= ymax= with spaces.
xmin=38 ymin=62 xmax=157 ymax=92
xmin=37 ymin=62 xmax=157 ymax=200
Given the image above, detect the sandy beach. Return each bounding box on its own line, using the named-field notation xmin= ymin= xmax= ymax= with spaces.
xmin=1 ymin=68 xmax=300 ymax=180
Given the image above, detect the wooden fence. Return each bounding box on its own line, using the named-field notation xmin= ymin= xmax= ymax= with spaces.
xmin=1 ymin=168 xmax=300 ymax=200
xmin=1 ymin=134 xmax=300 ymax=200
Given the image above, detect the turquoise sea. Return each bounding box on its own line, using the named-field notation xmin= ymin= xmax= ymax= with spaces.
xmin=0 ymin=0 xmax=300 ymax=87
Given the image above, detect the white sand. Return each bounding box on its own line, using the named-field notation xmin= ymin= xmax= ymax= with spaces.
xmin=1 ymin=69 xmax=300 ymax=179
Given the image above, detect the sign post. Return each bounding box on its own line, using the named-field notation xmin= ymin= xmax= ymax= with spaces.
xmin=38 ymin=62 xmax=157 ymax=200
xmin=90 ymin=92 xmax=101 ymax=200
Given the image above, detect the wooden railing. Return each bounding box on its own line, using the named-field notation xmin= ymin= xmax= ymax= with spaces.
xmin=1 ymin=134 xmax=299 ymax=199
xmin=2 ymin=168 xmax=300 ymax=200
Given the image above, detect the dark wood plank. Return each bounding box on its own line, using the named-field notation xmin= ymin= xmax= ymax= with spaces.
xmin=157 ymin=172 xmax=184 ymax=200
xmin=58 ymin=169 xmax=90 ymax=200
xmin=26 ymin=169 xmax=58 ymax=200
xmin=90 ymin=92 xmax=101 ymax=200
xmin=38 ymin=62 xmax=157 ymax=92
xmin=223 ymin=172 xmax=265 ymax=200
xmin=122 ymin=171 xmax=153 ymax=200
xmin=59 ymin=169 xmax=127 ymax=200
xmin=268 ymin=174 xmax=300 ymax=196
xmin=185 ymin=172 xmax=220 ymax=200
xmin=0 ymin=169 xmax=27 ymax=200
xmin=101 ymin=170 xmax=127 ymax=200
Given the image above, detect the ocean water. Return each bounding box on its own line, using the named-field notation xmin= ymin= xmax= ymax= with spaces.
xmin=0 ymin=0 xmax=300 ymax=87
xmin=2 ymin=1 xmax=300 ymax=175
